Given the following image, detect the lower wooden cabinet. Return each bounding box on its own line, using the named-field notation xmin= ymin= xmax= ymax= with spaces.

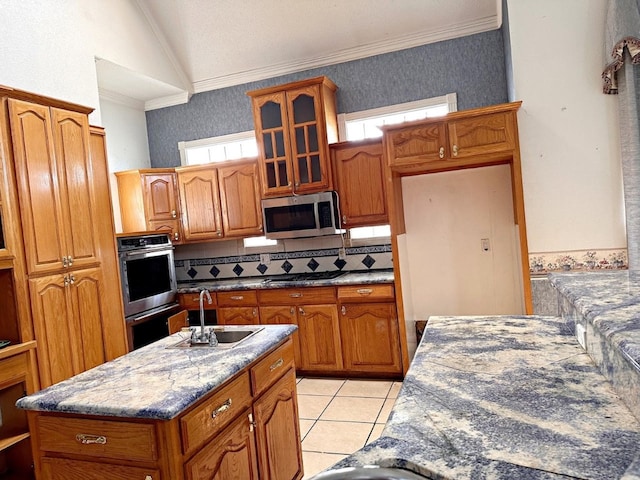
xmin=29 ymin=267 xmax=108 ymax=387
xmin=259 ymin=305 xmax=302 ymax=368
xmin=339 ymin=303 xmax=402 ymax=374
xmin=297 ymin=304 xmax=343 ymax=372
xmin=185 ymin=408 xmax=259 ymax=480
xmin=217 ymin=291 xmax=259 ymax=325
xmin=41 ymin=457 xmax=160 ymax=480
xmin=253 ymin=368 xmax=303 ymax=480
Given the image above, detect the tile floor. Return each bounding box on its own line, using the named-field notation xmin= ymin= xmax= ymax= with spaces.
xmin=296 ymin=377 xmax=402 ymax=479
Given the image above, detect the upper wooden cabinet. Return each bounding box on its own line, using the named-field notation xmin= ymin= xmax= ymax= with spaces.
xmin=331 ymin=139 xmax=388 ymax=227
xmin=384 ymin=106 xmax=518 ymax=173
xmin=177 ymin=158 xmax=263 ymax=242
xmin=9 ymin=100 xmax=99 ymax=275
xmin=115 ymin=169 xmax=182 ymax=244
xmin=247 ymin=76 xmax=338 ymax=197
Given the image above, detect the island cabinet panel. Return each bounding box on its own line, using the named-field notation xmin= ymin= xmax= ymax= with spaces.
xmin=184 ymin=408 xmax=259 ymax=480
xmin=36 ymin=416 xmax=158 ymax=462
xmin=330 ymin=139 xmax=389 ymax=227
xmin=41 ymin=457 xmax=161 ymax=480
xmin=253 ymin=368 xmax=303 ymax=480
xmin=180 ymin=372 xmax=253 ymax=457
xmin=249 ymin=338 xmax=295 ymax=397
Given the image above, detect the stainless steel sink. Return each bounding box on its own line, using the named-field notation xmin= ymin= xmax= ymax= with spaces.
xmin=310 ymin=467 xmax=429 ymax=480
xmin=168 ymin=327 xmax=263 ymax=349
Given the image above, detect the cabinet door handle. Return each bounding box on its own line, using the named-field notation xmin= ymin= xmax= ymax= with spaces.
xmin=230 ymin=295 xmax=244 ymax=301
xmin=289 ymin=292 xmax=302 ymax=298
xmin=211 ymin=398 xmax=232 ymax=419
xmin=439 ymin=146 xmax=445 ymax=159
xmin=269 ymin=357 xmax=284 ymax=371
xmin=216 ymin=229 xmax=222 ymax=236
xmin=62 ymin=256 xmax=68 ymax=268
xmin=342 ymin=215 xmax=347 ymax=224
xmin=248 ymin=412 xmax=256 ymax=432
xmin=298 ymin=307 xmax=305 ymax=316
xmin=253 ymin=308 xmax=257 ymax=317
xmin=174 ymin=232 xmax=179 ymax=241
xmin=171 ymin=209 xmax=177 ymax=219
xmin=356 ymin=288 xmax=373 ymax=295
xmin=145 ymin=476 xmax=153 ymax=480
xmin=452 ymin=144 xmax=458 ymax=157
xmin=76 ymin=433 xmax=107 ymax=445
xmin=290 ymin=307 xmax=295 ymax=315
xmin=68 ymin=255 xmax=73 ymax=266
xmin=341 ymin=305 xmax=346 ymax=315
xmin=69 ymin=274 xmax=76 ymax=285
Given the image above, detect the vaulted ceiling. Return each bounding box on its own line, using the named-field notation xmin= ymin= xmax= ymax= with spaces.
xmin=98 ymin=0 xmax=501 ymax=109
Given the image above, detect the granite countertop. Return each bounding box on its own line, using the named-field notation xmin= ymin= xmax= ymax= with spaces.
xmin=177 ymin=269 xmax=394 ymax=293
xmin=16 ymin=325 xmax=296 ymax=420
xmin=328 ymin=315 xmax=640 ymax=479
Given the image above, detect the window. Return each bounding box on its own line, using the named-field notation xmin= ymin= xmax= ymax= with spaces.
xmin=338 ymin=93 xmax=457 ymax=142
xmin=178 ymin=131 xmax=258 ymax=166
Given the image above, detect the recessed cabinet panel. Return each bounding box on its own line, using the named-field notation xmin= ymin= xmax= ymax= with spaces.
xmin=0 ymin=269 xmax=20 ymax=344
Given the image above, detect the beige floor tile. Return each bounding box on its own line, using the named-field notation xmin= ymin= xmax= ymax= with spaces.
xmin=302 ymin=451 xmax=348 ymax=479
xmin=336 ymin=379 xmax=393 ymax=398
xmin=297 ymin=394 xmax=333 ymax=420
xmin=367 ymin=423 xmax=386 ymax=444
xmin=299 ymin=418 xmax=315 ymax=441
xmin=297 ymin=377 xmax=346 ymax=396
xmin=320 ymin=396 xmax=385 ymax=423
xmin=387 ymin=381 xmax=402 ymax=399
xmin=376 ymin=398 xmax=396 ymax=423
xmin=303 ymin=420 xmax=374 ymax=455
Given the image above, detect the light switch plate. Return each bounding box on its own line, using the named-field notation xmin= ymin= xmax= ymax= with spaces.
xmin=260 ymin=253 xmax=270 ymax=265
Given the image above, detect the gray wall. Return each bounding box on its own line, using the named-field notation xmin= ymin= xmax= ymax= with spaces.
xmin=146 ymin=30 xmax=508 ymax=168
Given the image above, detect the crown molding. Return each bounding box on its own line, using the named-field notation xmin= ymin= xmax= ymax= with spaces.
xmin=192 ymin=15 xmax=499 ymax=93
xmin=144 ymin=91 xmax=192 ymax=111
xmin=98 ymin=88 xmax=145 ymax=110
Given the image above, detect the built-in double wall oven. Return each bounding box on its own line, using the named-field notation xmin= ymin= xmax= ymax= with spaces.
xmin=117 ymin=233 xmax=179 ymax=350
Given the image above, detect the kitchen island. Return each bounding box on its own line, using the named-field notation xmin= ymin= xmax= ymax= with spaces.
xmin=17 ymin=324 xmax=302 ymax=480
xmin=323 ymin=315 xmax=640 ymax=479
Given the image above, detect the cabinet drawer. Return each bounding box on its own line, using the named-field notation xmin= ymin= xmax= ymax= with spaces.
xmin=337 ymin=284 xmax=395 ymax=302
xmin=178 ymin=292 xmax=217 ymax=309
xmin=41 ymin=457 xmax=160 ymax=480
xmin=180 ymin=372 xmax=252 ymax=456
xmin=36 ymin=415 xmax=157 ymax=462
xmin=258 ymin=287 xmax=336 ymax=305
xmin=250 ymin=338 xmax=295 ymax=397
xmin=217 ymin=290 xmax=258 ymax=306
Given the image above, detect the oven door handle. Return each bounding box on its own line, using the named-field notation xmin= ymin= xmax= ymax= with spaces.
xmin=120 ymin=247 xmax=174 ymax=258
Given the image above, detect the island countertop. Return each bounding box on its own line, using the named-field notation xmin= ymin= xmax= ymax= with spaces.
xmin=328 ymin=315 xmax=640 ymax=479
xmin=16 ymin=324 xmax=296 ymax=420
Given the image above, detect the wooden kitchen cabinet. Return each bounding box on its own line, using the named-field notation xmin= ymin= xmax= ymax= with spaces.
xmin=9 ymin=100 xmax=99 ymax=275
xmin=218 ymin=159 xmax=263 ymax=238
xmin=385 ymin=107 xmax=517 ymax=173
xmin=259 ymin=305 xmax=302 ymax=368
xmin=331 ymin=139 xmax=388 ymax=227
xmin=247 ymin=76 xmax=338 ymax=197
xmin=115 ymin=169 xmax=182 ymax=244
xmin=217 ymin=290 xmax=259 ymax=325
xmin=28 ymin=267 xmax=109 ymax=386
xmin=253 ymin=368 xmax=303 ymax=480
xmin=177 ymin=159 xmax=263 ymax=242
xmin=258 ymin=287 xmax=342 ymax=372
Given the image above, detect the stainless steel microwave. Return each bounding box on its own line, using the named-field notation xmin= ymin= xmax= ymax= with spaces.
xmin=262 ymin=191 xmax=343 ymax=239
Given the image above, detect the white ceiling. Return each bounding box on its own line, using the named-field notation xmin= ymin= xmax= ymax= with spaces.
xmin=99 ymin=0 xmax=501 ymax=110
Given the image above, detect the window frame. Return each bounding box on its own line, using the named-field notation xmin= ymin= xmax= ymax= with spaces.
xmin=178 ymin=130 xmax=258 ymax=166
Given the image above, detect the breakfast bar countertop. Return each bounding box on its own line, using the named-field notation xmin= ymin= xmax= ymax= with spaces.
xmin=16 ymin=325 xmax=296 ymax=420
xmin=327 ymin=315 xmax=640 ymax=479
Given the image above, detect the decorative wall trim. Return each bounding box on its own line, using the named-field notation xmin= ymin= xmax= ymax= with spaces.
xmin=529 ymin=248 xmax=627 ymax=276
xmin=175 ymin=244 xmax=393 ymax=282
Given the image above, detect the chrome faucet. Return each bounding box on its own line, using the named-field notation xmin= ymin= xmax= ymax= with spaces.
xmin=191 ymin=289 xmax=217 ymax=345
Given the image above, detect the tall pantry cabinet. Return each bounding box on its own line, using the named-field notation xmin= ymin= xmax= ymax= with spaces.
xmin=0 ymin=87 xmax=127 ymax=392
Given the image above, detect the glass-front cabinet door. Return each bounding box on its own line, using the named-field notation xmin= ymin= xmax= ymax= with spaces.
xmin=248 ymin=76 xmax=338 ymax=198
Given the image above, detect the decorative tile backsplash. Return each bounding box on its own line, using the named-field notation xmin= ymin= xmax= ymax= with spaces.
xmin=529 ymin=248 xmax=627 ymax=275
xmin=175 ymin=244 xmax=393 ymax=282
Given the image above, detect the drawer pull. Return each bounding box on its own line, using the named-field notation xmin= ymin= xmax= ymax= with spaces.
xmin=289 ymin=292 xmax=302 ymax=298
xmin=211 ymin=398 xmax=233 ymax=419
xmin=230 ymin=295 xmax=244 ymax=301
xmin=76 ymin=433 xmax=107 ymax=445
xmin=356 ymin=288 xmax=373 ymax=295
xmin=269 ymin=357 xmax=284 ymax=371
